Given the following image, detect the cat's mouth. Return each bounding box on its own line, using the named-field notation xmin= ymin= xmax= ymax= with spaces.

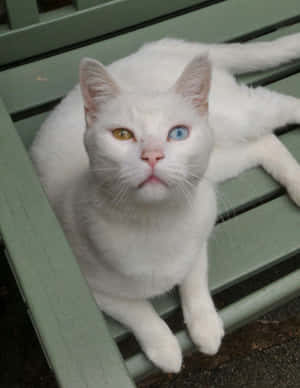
xmin=138 ymin=174 xmax=167 ymax=188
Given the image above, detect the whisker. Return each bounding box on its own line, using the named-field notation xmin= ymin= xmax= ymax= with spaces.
xmin=177 ymin=181 xmax=194 ymax=209
xmin=112 ymin=184 xmax=128 ymax=210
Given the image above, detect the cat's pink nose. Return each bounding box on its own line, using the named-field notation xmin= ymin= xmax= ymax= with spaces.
xmin=141 ymin=150 xmax=165 ymax=168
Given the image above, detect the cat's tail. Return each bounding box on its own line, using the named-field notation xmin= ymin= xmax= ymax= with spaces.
xmin=209 ymin=32 xmax=300 ymax=74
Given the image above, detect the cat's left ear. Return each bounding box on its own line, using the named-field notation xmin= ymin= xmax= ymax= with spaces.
xmin=80 ymin=58 xmax=120 ymax=127
xmin=174 ymin=54 xmax=211 ymax=114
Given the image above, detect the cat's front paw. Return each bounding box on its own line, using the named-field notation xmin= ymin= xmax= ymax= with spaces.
xmin=187 ymin=310 xmax=224 ymax=355
xmin=143 ymin=331 xmax=182 ymax=373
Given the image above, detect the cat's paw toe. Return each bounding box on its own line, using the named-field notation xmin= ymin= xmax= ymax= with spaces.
xmin=145 ymin=334 xmax=182 ymax=373
xmin=188 ymin=311 xmax=224 ymax=355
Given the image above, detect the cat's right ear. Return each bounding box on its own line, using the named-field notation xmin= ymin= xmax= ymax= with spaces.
xmin=80 ymin=58 xmax=120 ymax=127
xmin=174 ymin=54 xmax=211 ymax=115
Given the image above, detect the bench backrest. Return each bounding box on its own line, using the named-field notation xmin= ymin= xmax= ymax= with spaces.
xmin=1 ymin=0 xmax=205 ymax=67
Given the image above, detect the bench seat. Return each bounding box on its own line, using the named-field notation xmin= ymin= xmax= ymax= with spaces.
xmin=1 ymin=0 xmax=300 ymax=386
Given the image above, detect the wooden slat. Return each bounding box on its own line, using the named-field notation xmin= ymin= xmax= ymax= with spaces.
xmin=0 ymin=0 xmax=208 ymax=65
xmin=0 ymin=98 xmax=135 ymax=388
xmin=210 ymin=196 xmax=300 ymax=293
xmin=217 ymin=130 xmax=300 ymax=216
xmin=73 ymin=0 xmax=109 ymax=10
xmin=5 ymin=0 xmax=39 ymax=29
xmin=269 ymin=71 xmax=300 ymax=97
xmin=15 ymin=112 xmax=49 ymax=149
xmin=1 ymin=0 xmax=300 ymax=114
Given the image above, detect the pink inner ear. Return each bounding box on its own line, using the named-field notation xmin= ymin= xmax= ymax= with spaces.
xmin=198 ymin=101 xmax=209 ymax=114
xmin=192 ymin=96 xmax=209 ymax=114
xmin=88 ymin=83 xmax=100 ymax=100
xmin=174 ymin=54 xmax=211 ymax=114
xmin=80 ymin=58 xmax=120 ymax=117
xmin=193 ymin=96 xmax=205 ymax=105
xmin=84 ymin=104 xmax=97 ymax=128
xmin=84 ymin=83 xmax=98 ymax=113
xmin=84 ymin=106 xmax=90 ymax=115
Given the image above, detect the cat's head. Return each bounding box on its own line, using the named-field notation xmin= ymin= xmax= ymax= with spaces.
xmin=79 ymin=54 xmax=213 ymax=207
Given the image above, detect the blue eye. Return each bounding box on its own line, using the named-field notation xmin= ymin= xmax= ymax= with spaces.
xmin=168 ymin=125 xmax=189 ymax=141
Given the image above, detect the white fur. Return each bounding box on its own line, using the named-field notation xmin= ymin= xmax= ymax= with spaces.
xmin=30 ymin=34 xmax=300 ymax=372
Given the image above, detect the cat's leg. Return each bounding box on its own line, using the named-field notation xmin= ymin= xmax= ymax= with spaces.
xmin=93 ymin=291 xmax=182 ymax=373
xmin=213 ymin=83 xmax=300 ymax=144
xmin=206 ymin=134 xmax=300 ymax=206
xmin=180 ymin=242 xmax=224 ymax=355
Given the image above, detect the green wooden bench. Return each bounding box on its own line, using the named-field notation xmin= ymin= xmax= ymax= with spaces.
xmin=1 ymin=0 xmax=300 ymax=386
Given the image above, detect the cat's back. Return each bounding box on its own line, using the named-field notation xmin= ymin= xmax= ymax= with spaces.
xmin=109 ymin=38 xmax=208 ymax=91
xmin=30 ymin=85 xmax=88 ymax=203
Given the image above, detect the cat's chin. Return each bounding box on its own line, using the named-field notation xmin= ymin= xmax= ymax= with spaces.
xmin=134 ymin=182 xmax=170 ymax=203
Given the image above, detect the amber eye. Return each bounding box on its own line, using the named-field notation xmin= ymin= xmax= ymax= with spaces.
xmin=112 ymin=128 xmax=135 ymax=140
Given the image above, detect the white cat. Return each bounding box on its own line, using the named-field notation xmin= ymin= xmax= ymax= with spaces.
xmin=31 ymin=34 xmax=300 ymax=373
